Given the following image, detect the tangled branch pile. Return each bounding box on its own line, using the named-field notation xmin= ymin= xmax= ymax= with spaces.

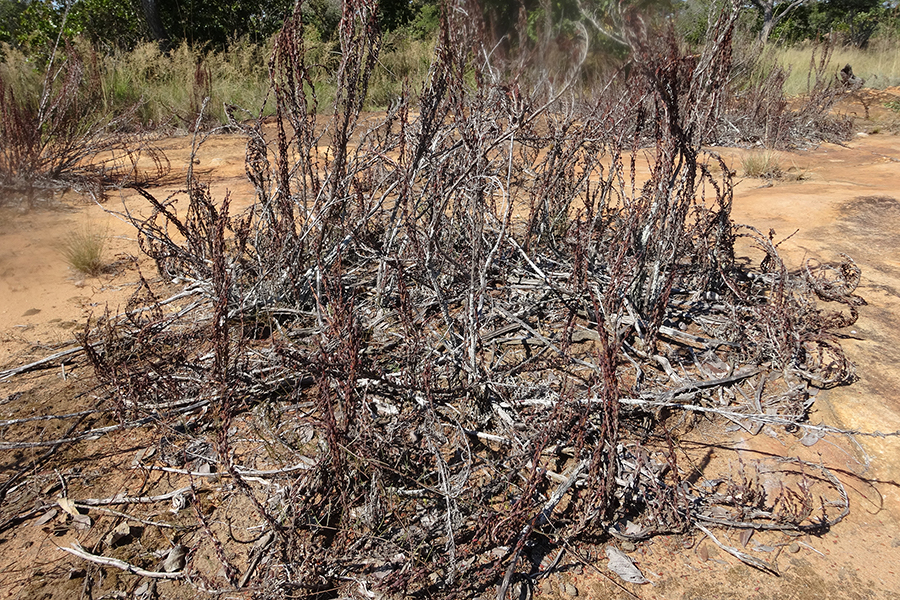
xmin=45 ymin=1 xmax=865 ymax=596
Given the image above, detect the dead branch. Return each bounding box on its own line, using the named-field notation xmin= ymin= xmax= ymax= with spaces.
xmin=59 ymin=541 xmax=184 ymax=579
xmin=696 ymin=524 xmax=779 ymax=575
xmin=75 ymin=486 xmax=192 ymax=506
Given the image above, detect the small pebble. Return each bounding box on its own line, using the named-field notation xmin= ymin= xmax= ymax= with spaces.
xmin=538 ymin=579 xmax=554 ymax=596
xmin=621 ymin=541 xmax=636 ymax=552
xmin=563 ymin=582 xmax=578 ymax=597
xmin=891 ymin=538 xmax=900 ymax=548
xmin=788 ymin=542 xmax=800 ymax=554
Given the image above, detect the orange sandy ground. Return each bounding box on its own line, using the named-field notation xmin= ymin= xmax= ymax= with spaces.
xmin=2 ymin=101 xmax=900 ymax=599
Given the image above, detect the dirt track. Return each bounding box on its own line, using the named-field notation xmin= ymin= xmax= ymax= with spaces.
xmin=2 ymin=127 xmax=900 ymax=599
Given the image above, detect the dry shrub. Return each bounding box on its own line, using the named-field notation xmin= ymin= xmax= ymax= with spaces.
xmin=0 ymin=40 xmax=168 ymax=201
xmin=79 ymin=1 xmax=860 ymax=596
xmin=720 ymin=36 xmax=853 ymax=148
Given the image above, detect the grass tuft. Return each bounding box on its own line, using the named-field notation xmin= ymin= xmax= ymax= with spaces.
xmin=58 ymin=226 xmax=106 ymax=276
xmin=742 ymin=150 xmax=785 ymax=179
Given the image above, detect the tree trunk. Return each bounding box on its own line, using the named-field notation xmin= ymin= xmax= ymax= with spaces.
xmin=755 ymin=0 xmax=808 ymax=45
xmin=758 ymin=5 xmax=776 ymax=44
xmin=140 ymin=0 xmax=170 ymax=50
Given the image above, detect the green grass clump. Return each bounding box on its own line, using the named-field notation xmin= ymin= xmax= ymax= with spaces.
xmin=59 ymin=227 xmax=106 ymax=276
xmin=366 ymin=34 xmax=435 ymax=109
xmin=99 ymin=38 xmax=278 ymax=128
xmin=742 ymin=150 xmax=785 ymax=179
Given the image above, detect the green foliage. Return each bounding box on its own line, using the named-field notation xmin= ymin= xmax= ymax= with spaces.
xmin=302 ymin=0 xmax=342 ymax=39
xmin=0 ymin=0 xmax=27 ymax=47
xmin=155 ymin=0 xmax=294 ymax=48
xmin=16 ymin=0 xmax=144 ymax=52
xmin=379 ymin=0 xmax=438 ymax=32
xmin=676 ymin=0 xmax=718 ymax=46
xmin=769 ymin=0 xmax=886 ymax=48
xmin=366 ymin=32 xmax=435 ymax=108
xmin=12 ymin=0 xmax=297 ymax=53
xmin=676 ymin=0 xmax=764 ymax=51
xmin=96 ymin=38 xmax=279 ymax=127
xmin=402 ymin=2 xmax=440 ymax=39
xmin=3 ymin=0 xmax=439 ymax=54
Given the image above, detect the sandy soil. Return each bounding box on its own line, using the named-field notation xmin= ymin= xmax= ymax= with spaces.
xmin=3 ymin=113 xmax=900 ymax=598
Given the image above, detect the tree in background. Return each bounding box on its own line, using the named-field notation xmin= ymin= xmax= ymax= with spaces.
xmin=0 ymin=0 xmax=28 ymax=47
xmin=5 ymin=0 xmax=441 ymax=54
xmin=137 ymin=0 xmax=295 ymax=49
xmin=379 ymin=0 xmax=438 ymax=32
xmin=11 ymin=0 xmax=145 ymax=51
xmin=676 ymin=0 xmax=890 ymax=48
xmin=770 ymin=0 xmax=886 ymax=47
xmin=4 ymin=0 xmax=893 ymax=65
xmin=7 ymin=0 xmax=296 ymax=52
xmin=749 ymin=0 xmax=809 ymax=44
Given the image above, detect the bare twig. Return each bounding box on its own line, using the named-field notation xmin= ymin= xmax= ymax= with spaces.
xmin=59 ymin=541 xmax=185 ymax=579
xmin=76 ymin=487 xmax=192 ymax=506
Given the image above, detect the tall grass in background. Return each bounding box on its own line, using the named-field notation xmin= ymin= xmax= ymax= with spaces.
xmin=2 ymin=28 xmax=435 ymax=132
xmin=99 ymin=38 xmax=277 ymax=129
xmin=774 ymin=38 xmax=900 ymax=95
xmin=367 ymin=33 xmax=435 ymax=108
xmin=0 ymin=45 xmax=42 ymax=105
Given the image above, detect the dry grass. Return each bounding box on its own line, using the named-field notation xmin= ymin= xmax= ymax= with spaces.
xmin=742 ymin=150 xmax=808 ymax=180
xmin=742 ymin=150 xmax=785 ymax=178
xmin=775 ymin=38 xmax=900 ymax=96
xmin=3 ymin=29 xmax=438 ymax=130
xmin=98 ymin=39 xmax=277 ymax=129
xmin=58 ymin=225 xmax=106 ymax=276
xmin=367 ymin=33 xmax=435 ymax=108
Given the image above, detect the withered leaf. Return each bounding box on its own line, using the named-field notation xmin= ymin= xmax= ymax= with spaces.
xmin=57 ymin=498 xmax=80 ymax=516
xmin=71 ymin=513 xmax=92 ymax=530
xmin=33 ymin=509 xmax=58 ymax=527
xmin=606 ymin=546 xmax=649 ymax=584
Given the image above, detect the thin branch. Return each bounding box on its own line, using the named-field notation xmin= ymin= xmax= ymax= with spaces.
xmin=59 ymin=541 xmax=185 ymax=579
xmin=696 ymin=524 xmax=779 ymax=575
xmin=75 ymin=486 xmax=192 ymax=506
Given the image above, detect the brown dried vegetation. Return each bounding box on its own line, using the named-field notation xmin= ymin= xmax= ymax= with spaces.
xmin=0 ymin=1 xmax=873 ymax=598
xmin=0 ymin=40 xmax=169 ymax=203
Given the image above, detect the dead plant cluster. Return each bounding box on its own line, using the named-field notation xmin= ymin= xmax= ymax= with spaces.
xmin=0 ymin=39 xmax=168 ymax=203
xmin=717 ymin=39 xmax=854 ymax=149
xmin=0 ymin=1 xmax=870 ymax=598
